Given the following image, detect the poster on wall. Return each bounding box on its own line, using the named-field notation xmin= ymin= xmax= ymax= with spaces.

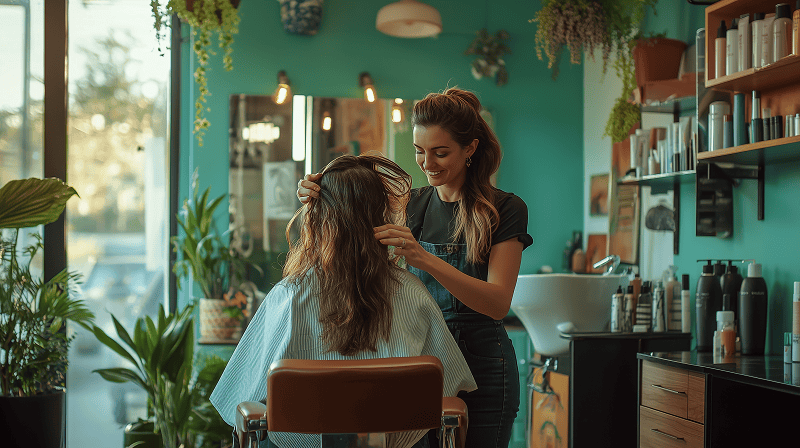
xmin=589 ymin=173 xmax=609 ymax=216
xmin=340 ymin=100 xmax=386 ymax=155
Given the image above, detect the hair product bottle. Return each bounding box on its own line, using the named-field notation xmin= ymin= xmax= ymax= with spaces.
xmin=726 ymin=17 xmax=739 ymax=75
xmin=666 ymin=268 xmax=682 ymax=331
xmin=623 ymin=285 xmax=635 ymax=333
xmin=636 ymin=282 xmax=653 ymax=332
xmin=761 ymin=13 xmax=776 ymax=67
xmin=611 ymin=286 xmax=623 ymax=333
xmin=774 ymin=3 xmax=793 ymax=60
xmin=681 ymin=274 xmax=692 ymax=334
xmin=630 ymin=274 xmax=642 ymax=325
xmin=717 ymin=310 xmax=736 ymax=357
xmin=739 ymin=13 xmax=752 ymax=70
xmin=739 ymin=261 xmax=768 ymax=355
xmin=715 ymin=20 xmax=727 ymax=79
xmin=652 ymin=281 xmax=666 ymax=332
xmin=752 ymin=13 xmax=765 ymax=68
xmin=697 ymin=260 xmax=723 ymax=352
xmin=793 ymin=0 xmax=799 ymax=55
xmin=720 ymin=260 xmax=743 ymax=329
xmin=792 ymin=281 xmax=800 ymax=362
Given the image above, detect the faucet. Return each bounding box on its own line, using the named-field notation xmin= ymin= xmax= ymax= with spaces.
xmin=592 ymin=254 xmax=635 ymax=277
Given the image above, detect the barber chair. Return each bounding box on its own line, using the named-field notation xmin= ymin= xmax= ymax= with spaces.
xmin=235 ymin=355 xmax=468 ymax=448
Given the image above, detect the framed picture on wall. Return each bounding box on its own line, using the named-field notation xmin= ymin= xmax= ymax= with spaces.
xmin=589 ymin=173 xmax=609 ymax=216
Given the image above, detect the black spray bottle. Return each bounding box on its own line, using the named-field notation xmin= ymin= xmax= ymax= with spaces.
xmin=696 ymin=260 xmax=723 ymax=352
xmin=739 ymin=261 xmax=768 ymax=355
xmin=720 ymin=260 xmax=743 ymax=330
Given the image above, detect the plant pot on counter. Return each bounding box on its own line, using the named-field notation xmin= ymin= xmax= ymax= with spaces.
xmin=199 ymin=297 xmax=244 ymax=342
xmin=123 ymin=420 xmax=162 ymax=448
xmin=0 ymin=391 xmax=65 ymax=448
xmin=633 ymin=38 xmax=688 ymax=86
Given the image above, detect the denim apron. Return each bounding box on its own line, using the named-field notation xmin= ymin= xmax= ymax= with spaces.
xmin=409 ymin=241 xmax=519 ymax=448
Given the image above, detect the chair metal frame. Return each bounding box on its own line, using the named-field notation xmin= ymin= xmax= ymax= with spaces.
xmin=235 ymin=356 xmax=468 ymax=448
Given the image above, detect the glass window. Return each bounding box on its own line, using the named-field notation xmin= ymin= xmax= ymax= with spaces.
xmin=65 ymin=0 xmax=170 ymax=446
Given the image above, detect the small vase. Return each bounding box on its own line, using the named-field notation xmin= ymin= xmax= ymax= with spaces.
xmin=279 ymin=0 xmax=324 ymax=36
xmin=199 ymin=298 xmax=244 ymax=342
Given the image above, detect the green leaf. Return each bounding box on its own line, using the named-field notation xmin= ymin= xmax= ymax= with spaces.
xmin=0 ymin=178 xmax=79 ymax=228
xmin=91 ymin=325 xmax=139 ymax=367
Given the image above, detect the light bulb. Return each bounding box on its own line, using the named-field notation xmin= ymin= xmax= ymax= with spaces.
xmin=322 ymin=112 xmax=332 ymax=131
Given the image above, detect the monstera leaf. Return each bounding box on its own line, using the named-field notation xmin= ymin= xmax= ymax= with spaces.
xmin=0 ymin=178 xmax=79 ymax=229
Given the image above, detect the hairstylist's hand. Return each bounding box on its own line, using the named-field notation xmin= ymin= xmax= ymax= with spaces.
xmin=296 ymin=173 xmax=322 ymax=203
xmin=374 ymin=224 xmax=427 ymax=269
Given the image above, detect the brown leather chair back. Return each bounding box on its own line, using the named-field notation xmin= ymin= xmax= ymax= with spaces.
xmin=266 ymin=356 xmax=444 ymax=434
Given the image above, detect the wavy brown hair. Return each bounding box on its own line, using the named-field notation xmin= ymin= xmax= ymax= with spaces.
xmin=283 ymin=154 xmax=411 ymax=356
xmin=413 ymin=87 xmax=501 ymax=264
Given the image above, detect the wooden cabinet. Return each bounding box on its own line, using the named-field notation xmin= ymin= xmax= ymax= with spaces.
xmin=638 ymin=360 xmax=705 ymax=448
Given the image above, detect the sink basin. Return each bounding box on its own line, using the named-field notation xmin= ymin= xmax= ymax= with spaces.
xmin=510 ymin=273 xmax=627 ymax=356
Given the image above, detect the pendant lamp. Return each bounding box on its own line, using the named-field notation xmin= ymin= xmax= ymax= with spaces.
xmin=376 ymin=0 xmax=442 ymax=38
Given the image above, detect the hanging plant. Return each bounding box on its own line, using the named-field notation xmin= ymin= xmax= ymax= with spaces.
xmin=150 ymin=0 xmax=241 ymax=146
xmin=531 ymin=0 xmax=657 ymax=80
xmin=278 ymin=0 xmax=324 ymax=36
xmin=465 ymin=29 xmax=511 ymax=86
xmin=603 ymin=44 xmax=640 ymax=143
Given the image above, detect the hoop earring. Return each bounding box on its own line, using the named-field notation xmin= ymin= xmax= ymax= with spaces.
xmin=466 ymin=157 xmax=472 ymax=167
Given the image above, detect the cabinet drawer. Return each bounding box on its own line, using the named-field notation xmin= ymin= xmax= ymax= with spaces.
xmin=640 ymin=406 xmax=704 ymax=448
xmin=687 ymin=371 xmax=705 ymax=424
xmin=641 ymin=361 xmax=688 ymax=418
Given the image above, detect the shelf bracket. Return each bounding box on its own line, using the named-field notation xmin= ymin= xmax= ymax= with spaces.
xmin=696 ymin=162 xmax=764 ymax=239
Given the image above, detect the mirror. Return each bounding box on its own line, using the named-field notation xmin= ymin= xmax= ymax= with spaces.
xmin=228 ymin=94 xmax=415 ymax=288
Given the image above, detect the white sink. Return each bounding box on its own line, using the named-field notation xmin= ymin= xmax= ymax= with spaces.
xmin=510 ymin=273 xmax=627 ymax=356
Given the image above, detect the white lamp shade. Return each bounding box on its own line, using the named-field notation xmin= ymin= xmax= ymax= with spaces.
xmin=376 ymin=0 xmax=442 ymax=38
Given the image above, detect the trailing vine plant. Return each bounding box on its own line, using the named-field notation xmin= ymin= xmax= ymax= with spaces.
xmin=150 ymin=0 xmax=240 ymax=146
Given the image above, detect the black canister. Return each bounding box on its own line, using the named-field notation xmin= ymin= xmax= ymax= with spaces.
xmin=739 ymin=262 xmax=768 ymax=355
xmin=720 ymin=260 xmax=743 ymax=324
xmin=696 ymin=261 xmax=722 ymax=352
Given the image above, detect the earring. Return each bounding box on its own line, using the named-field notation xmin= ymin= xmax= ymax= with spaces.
xmin=466 ymin=157 xmax=472 ymax=167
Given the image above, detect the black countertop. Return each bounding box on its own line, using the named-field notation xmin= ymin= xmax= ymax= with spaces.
xmin=638 ymin=351 xmax=800 ymax=396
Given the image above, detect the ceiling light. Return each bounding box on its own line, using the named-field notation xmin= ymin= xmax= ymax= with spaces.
xmin=376 ymin=0 xmax=442 ymax=38
xmin=359 ymin=72 xmax=377 ymax=103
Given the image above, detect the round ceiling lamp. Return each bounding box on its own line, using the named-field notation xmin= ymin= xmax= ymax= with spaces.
xmin=376 ymin=0 xmax=442 ymax=38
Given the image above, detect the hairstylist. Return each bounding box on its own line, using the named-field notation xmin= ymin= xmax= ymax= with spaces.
xmin=298 ymin=87 xmax=533 ymax=448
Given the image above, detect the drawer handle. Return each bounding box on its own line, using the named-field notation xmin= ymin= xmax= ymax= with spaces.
xmin=651 ymin=428 xmax=686 ymax=442
xmin=651 ymin=384 xmax=687 ymax=395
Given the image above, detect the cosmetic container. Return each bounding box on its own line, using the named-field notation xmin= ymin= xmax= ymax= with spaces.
xmin=611 ymin=286 xmax=623 ymax=333
xmin=739 ymin=261 xmax=768 ymax=356
xmin=733 ymin=93 xmax=746 ymax=146
xmin=775 ymin=3 xmax=793 ymax=60
xmin=751 ymin=91 xmax=763 ymax=143
xmin=666 ymin=268 xmax=682 ymax=331
xmin=715 ymin=20 xmax=727 ymax=79
xmin=794 ymin=0 xmax=799 ymax=55
xmin=786 ymin=332 xmax=793 ymax=363
xmin=739 ymin=13 xmax=752 ymax=70
xmin=727 ymin=17 xmax=739 ymax=75
xmin=652 ymin=281 xmax=666 ymax=332
xmin=752 ymin=13 xmax=765 ymax=68
xmin=723 ymin=114 xmax=733 ymax=148
xmin=681 ymin=274 xmax=691 ymax=334
xmin=622 ymin=285 xmax=634 ymax=333
xmin=761 ymin=13 xmax=776 ymax=67
xmin=697 ymin=261 xmax=723 ymax=352
xmin=630 ymin=274 xmax=642 ymax=325
xmin=788 ymin=115 xmax=795 ymax=138
xmin=774 ymin=115 xmax=783 ymax=140
xmin=709 ymin=101 xmax=730 ymax=150
xmin=792 ymin=281 xmax=800 ymax=362
xmin=720 ymin=261 xmax=742 ymax=328
xmin=795 ymin=113 xmax=800 ymax=137
xmin=636 ymin=282 xmax=652 ymax=332
xmin=763 ymin=107 xmax=772 ymax=140
xmin=717 ymin=310 xmax=736 ymax=357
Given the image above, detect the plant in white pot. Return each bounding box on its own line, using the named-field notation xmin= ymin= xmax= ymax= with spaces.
xmin=171 ymin=170 xmax=257 ymax=342
xmin=0 ymin=178 xmax=94 ymax=448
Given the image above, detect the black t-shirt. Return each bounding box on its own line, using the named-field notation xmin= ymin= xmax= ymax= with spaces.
xmin=406 ymin=186 xmax=533 ymax=282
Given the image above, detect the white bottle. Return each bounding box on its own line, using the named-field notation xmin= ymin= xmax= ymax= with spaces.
xmin=739 ymin=13 xmax=752 ymax=70
xmin=652 ymin=281 xmax=666 ymax=332
xmin=752 ymin=13 xmax=765 ymax=68
xmin=774 ymin=4 xmax=793 ymax=61
xmin=761 ymin=14 xmax=776 ymax=67
xmin=611 ymin=286 xmax=623 ymax=333
xmin=726 ymin=17 xmax=739 ymax=75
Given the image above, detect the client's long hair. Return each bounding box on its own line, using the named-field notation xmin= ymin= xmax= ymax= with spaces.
xmin=283 ymin=154 xmax=411 ymax=356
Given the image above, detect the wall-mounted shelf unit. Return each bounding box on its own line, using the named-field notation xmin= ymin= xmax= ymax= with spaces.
xmin=702 ymin=0 xmax=800 ymax=228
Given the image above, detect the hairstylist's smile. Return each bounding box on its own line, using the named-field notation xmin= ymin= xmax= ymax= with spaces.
xmin=426 ymin=170 xmax=443 ymax=177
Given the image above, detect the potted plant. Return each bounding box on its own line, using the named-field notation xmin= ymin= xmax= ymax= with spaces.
xmin=92 ymin=304 xmax=232 ymax=448
xmin=0 ymin=178 xmax=94 ymax=448
xmin=150 ymin=0 xmax=242 ymax=146
xmin=464 ymin=28 xmax=511 ymax=86
xmin=531 ymin=0 xmax=658 ymax=80
xmin=172 ymin=169 xmax=257 ymax=342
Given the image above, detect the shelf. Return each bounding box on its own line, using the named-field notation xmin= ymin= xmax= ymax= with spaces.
xmin=618 ymin=170 xmax=696 ymax=189
xmin=636 ymin=73 xmax=698 ymax=110
xmin=706 ymin=55 xmax=800 ymax=92
xmin=697 ymin=135 xmax=800 ymax=164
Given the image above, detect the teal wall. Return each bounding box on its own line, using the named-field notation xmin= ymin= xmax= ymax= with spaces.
xmin=643 ymin=3 xmax=799 ymax=356
xmin=178 ymin=0 xmax=586 ymax=308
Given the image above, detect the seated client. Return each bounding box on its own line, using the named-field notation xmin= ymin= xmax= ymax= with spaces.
xmin=210 ymin=154 xmax=477 ymax=448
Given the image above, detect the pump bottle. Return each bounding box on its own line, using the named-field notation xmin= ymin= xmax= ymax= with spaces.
xmin=666 ymin=268 xmax=682 ymax=331
xmin=739 ymin=261 xmax=768 ymax=355
xmin=681 ymin=274 xmax=691 ymax=334
xmin=715 ymin=20 xmax=727 ymax=79
xmin=720 ymin=260 xmax=743 ymax=330
xmin=697 ymin=260 xmax=723 ymax=352
xmin=774 ymin=3 xmax=793 ymax=60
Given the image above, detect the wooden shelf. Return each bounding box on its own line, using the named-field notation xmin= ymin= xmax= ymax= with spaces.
xmin=618 ymin=170 xmax=696 ymax=189
xmin=636 ymin=73 xmax=698 ymax=108
xmin=697 ymin=135 xmax=800 ymax=164
xmin=706 ymin=55 xmax=800 ymax=92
